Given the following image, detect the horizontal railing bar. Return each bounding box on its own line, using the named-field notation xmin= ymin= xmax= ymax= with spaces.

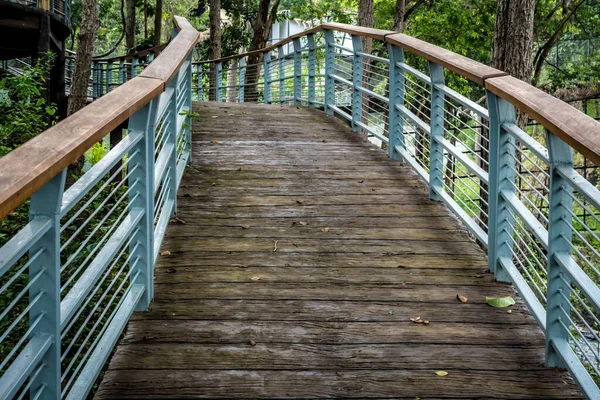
xmin=330 ymin=73 xmax=353 ymax=87
xmin=330 ymin=43 xmax=353 ymax=52
xmin=498 ymin=256 xmax=547 ymax=331
xmin=557 ymin=165 xmax=600 ymax=211
xmin=354 ymin=121 xmax=389 ymax=143
xmin=433 ymin=187 xmax=488 ymax=245
xmin=356 ymin=85 xmax=389 ymax=103
xmin=0 ymin=334 xmax=52 ymax=400
xmin=555 ymin=252 xmax=600 ymax=315
xmin=396 ymin=104 xmax=430 ymax=134
xmin=500 ymin=189 xmax=549 ymax=250
xmin=551 ymin=338 xmax=600 ymax=400
xmin=434 ymin=136 xmax=489 ymax=184
xmin=65 ymin=284 xmax=145 ymax=400
xmin=60 ymin=208 xmax=144 ymax=330
xmin=0 ymin=219 xmax=51 ymax=278
xmin=329 ymin=105 xmax=352 ymax=122
xmin=356 ymin=52 xmax=389 ymax=63
xmin=434 ymin=83 xmax=488 ymax=120
xmin=153 ymin=199 xmax=175 ymax=263
xmin=394 ymin=145 xmax=430 ymax=183
xmin=61 ymin=131 xmax=144 ymax=216
xmin=154 ymin=144 xmax=175 ymax=194
xmin=155 ymin=87 xmax=176 ymax=126
xmin=503 ymin=123 xmax=549 ymax=164
xmin=397 ymin=62 xmax=431 ymax=85
xmin=176 ymin=151 xmax=190 ymax=187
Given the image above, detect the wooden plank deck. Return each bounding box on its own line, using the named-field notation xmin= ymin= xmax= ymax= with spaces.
xmin=95 ymin=102 xmax=581 ymax=399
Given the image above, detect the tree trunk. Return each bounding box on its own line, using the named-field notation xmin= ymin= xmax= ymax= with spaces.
xmin=209 ymin=0 xmax=221 ymax=101
xmin=125 ymin=0 xmax=136 ymax=53
xmin=244 ymin=0 xmax=281 ymax=102
xmin=154 ymin=0 xmax=163 ymax=45
xmin=67 ymin=0 xmax=100 ymax=181
xmin=358 ymin=0 xmax=374 ymax=138
xmin=392 ymin=0 xmax=405 ymax=32
xmin=67 ymin=0 xmax=99 ymax=116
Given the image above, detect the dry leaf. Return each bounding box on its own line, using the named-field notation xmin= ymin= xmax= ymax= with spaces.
xmin=211 ymin=115 xmax=219 ymax=118
xmin=170 ymin=217 xmax=186 ymax=224
xmin=160 ymin=250 xmax=171 ymax=256
xmin=249 ymin=340 xmax=256 ymax=346
xmin=457 ymin=295 xmax=468 ymax=303
xmin=212 ymin=182 xmax=217 ymax=186
xmin=423 ymin=320 xmax=430 ymax=325
xmin=241 ymin=224 xmax=250 ymax=229
xmin=299 ymin=221 xmax=308 ymax=226
xmin=250 ymin=276 xmax=261 ymax=281
xmin=435 ymin=371 xmax=448 ymax=377
xmin=410 ymin=316 xmax=421 ymax=322
xmin=322 ymin=227 xmax=330 ymax=232
xmin=296 ymin=200 xmax=304 ymax=205
xmin=273 ymin=240 xmax=279 ymax=252
xmin=336 ymin=372 xmax=344 ymax=377
xmin=506 ymin=309 xmax=512 ymax=314
xmin=358 ymin=179 xmax=364 ymax=183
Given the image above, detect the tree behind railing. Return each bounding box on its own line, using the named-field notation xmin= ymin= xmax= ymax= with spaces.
xmin=0 ymin=16 xmax=197 ymax=400
xmin=196 ymin=22 xmax=600 ymax=398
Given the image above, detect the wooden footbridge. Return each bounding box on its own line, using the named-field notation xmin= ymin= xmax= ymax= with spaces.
xmin=1 ymin=16 xmax=600 ymax=400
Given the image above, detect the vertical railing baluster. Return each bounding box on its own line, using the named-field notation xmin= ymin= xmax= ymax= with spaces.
xmin=486 ymin=92 xmax=517 ymax=282
xmin=92 ymin=61 xmax=99 ymax=99
xmin=351 ymin=35 xmax=363 ymax=133
xmin=166 ymin=77 xmax=180 ymax=214
xmin=387 ymin=43 xmax=405 ymax=161
xmin=545 ymin=130 xmax=573 ymax=368
xmin=128 ymin=100 xmax=158 ymax=310
xmin=216 ymin=61 xmax=223 ymax=102
xmin=106 ymin=61 xmax=113 ymax=93
xmin=278 ymin=46 xmax=284 ymax=104
xmin=238 ymin=57 xmax=246 ymax=103
xmin=324 ymin=29 xmax=335 ymax=115
xmin=119 ymin=59 xmax=125 ymax=86
xmin=427 ymin=62 xmax=445 ymax=201
xmin=307 ymin=33 xmax=316 ymax=108
xmin=293 ymin=38 xmax=302 ymax=105
xmin=186 ymin=52 xmax=193 ymax=165
xmin=197 ymin=64 xmax=203 ymax=101
xmin=263 ymin=50 xmax=272 ymax=104
xmin=28 ymin=170 xmax=66 ymax=399
xmin=132 ymin=57 xmax=139 ymax=78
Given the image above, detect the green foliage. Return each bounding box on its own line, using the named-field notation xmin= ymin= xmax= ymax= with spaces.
xmin=0 ymin=52 xmax=58 ymax=157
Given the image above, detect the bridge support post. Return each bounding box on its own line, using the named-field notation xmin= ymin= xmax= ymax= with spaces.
xmin=307 ymin=33 xmax=316 ymax=108
xmin=545 ymin=130 xmax=573 ymax=369
xmin=324 ymin=29 xmax=335 ymax=115
xmin=127 ymin=100 xmax=159 ymax=311
xmin=239 ymin=58 xmax=245 ymax=103
xmin=485 ymin=92 xmax=516 ymax=282
xmin=216 ymin=62 xmax=223 ymax=102
xmin=387 ymin=43 xmax=405 ymax=161
xmin=351 ymin=35 xmax=363 ymax=134
xmin=107 ymin=61 xmax=113 ymax=93
xmin=197 ymin=64 xmax=203 ymax=101
xmin=28 ymin=170 xmax=66 ymax=400
xmin=119 ymin=60 xmax=126 ymax=85
xmin=293 ymin=38 xmax=302 ymax=105
xmin=92 ymin=61 xmax=99 ymax=99
xmin=132 ymin=57 xmax=139 ymax=78
xmin=263 ymin=50 xmax=272 ymax=104
xmin=427 ymin=62 xmax=445 ymax=201
xmin=277 ymin=46 xmax=285 ymax=104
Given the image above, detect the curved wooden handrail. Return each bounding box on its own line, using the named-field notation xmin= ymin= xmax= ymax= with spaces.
xmin=0 ymin=16 xmax=200 ymax=220
xmin=194 ymin=21 xmax=600 ymax=167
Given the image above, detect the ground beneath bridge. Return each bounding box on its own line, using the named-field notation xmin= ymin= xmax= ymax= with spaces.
xmin=96 ymin=102 xmax=581 ymax=399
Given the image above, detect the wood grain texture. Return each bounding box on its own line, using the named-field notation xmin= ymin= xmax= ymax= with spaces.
xmin=486 ymin=74 xmax=600 ymax=165
xmin=96 ymin=102 xmax=581 ymax=399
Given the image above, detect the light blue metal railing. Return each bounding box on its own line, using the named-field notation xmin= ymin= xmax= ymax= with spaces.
xmin=197 ymin=22 xmax=600 ymax=398
xmin=0 ymin=16 xmax=197 ymax=399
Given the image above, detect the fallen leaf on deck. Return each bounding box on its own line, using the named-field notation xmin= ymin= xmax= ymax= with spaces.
xmin=166 ymin=268 xmax=176 ymax=273
xmin=410 ymin=316 xmax=421 ymax=322
xmin=211 ymin=115 xmax=218 ymax=118
xmin=358 ymin=180 xmax=364 ymax=183
xmin=486 ymin=296 xmax=515 ymax=308
xmin=212 ymin=182 xmax=217 ymax=186
xmin=435 ymin=371 xmax=448 ymax=377
xmin=322 ymin=227 xmax=330 ymax=232
xmin=241 ymin=224 xmax=250 ymax=229
xmin=170 ymin=217 xmax=186 ymax=224
xmin=388 ymin=310 xmax=394 ymax=315
xmin=273 ymin=240 xmax=279 ymax=252
xmin=506 ymin=309 xmax=512 ymax=314
xmin=299 ymin=221 xmax=308 ymax=226
xmin=423 ymin=320 xmax=430 ymax=325
xmin=457 ymin=295 xmax=468 ymax=303
xmin=250 ymin=276 xmax=261 ymax=281
xmin=296 ymin=200 xmax=304 ymax=205
xmin=160 ymin=250 xmax=171 ymax=256
xmin=249 ymin=340 xmax=256 ymax=346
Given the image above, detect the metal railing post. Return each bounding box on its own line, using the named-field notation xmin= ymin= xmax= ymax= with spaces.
xmin=545 ymin=130 xmax=573 ymax=368
xmin=106 ymin=61 xmax=113 ymax=92
xmin=92 ymin=61 xmax=99 ymax=99
xmin=427 ymin=62 xmax=445 ymax=201
xmin=132 ymin=57 xmax=139 ymax=78
xmin=216 ymin=61 xmax=223 ymax=102
xmin=307 ymin=33 xmax=316 ymax=107
xmin=119 ymin=60 xmax=125 ymax=85
xmin=28 ymin=170 xmax=66 ymax=399
xmin=293 ymin=38 xmax=302 ymax=105
xmin=197 ymin=64 xmax=203 ymax=101
xmin=324 ymin=29 xmax=335 ymax=115
xmin=387 ymin=43 xmax=405 ymax=161
xmin=278 ymin=46 xmax=285 ymax=103
xmin=263 ymin=51 xmax=272 ymax=104
xmin=238 ymin=58 xmax=245 ymax=103
xmin=351 ymin=35 xmax=363 ymax=133
xmin=485 ymin=92 xmax=517 ymax=282
xmin=127 ymin=100 xmax=158 ymax=311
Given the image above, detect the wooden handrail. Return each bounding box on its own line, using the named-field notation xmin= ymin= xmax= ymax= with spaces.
xmin=93 ymin=43 xmax=168 ymax=63
xmin=0 ymin=17 xmax=200 ymax=219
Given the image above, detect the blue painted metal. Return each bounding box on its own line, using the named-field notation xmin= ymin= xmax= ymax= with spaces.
xmin=277 ymin=47 xmax=285 ymax=103
xmin=387 ymin=44 xmax=405 ymax=161
xmin=132 ymin=57 xmax=139 ymax=78
xmin=324 ymin=30 xmax=335 ymax=115
xmin=351 ymin=35 xmax=363 ymax=133
xmin=292 ymin=38 xmax=302 ymax=105
xmin=119 ymin=60 xmax=125 ymax=85
xmin=486 ymin=92 xmax=517 ymax=282
xmin=427 ymin=62 xmax=445 ymax=201
xmin=216 ymin=62 xmax=223 ymax=102
xmin=263 ymin=51 xmax=272 ymax=104
xmin=545 ymin=130 xmax=573 ymax=369
xmin=239 ymin=58 xmax=246 ymax=103
xmin=197 ymin=64 xmax=203 ymax=101
xmin=28 ymin=170 xmax=66 ymax=400
xmin=307 ymin=34 xmax=316 ymax=107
